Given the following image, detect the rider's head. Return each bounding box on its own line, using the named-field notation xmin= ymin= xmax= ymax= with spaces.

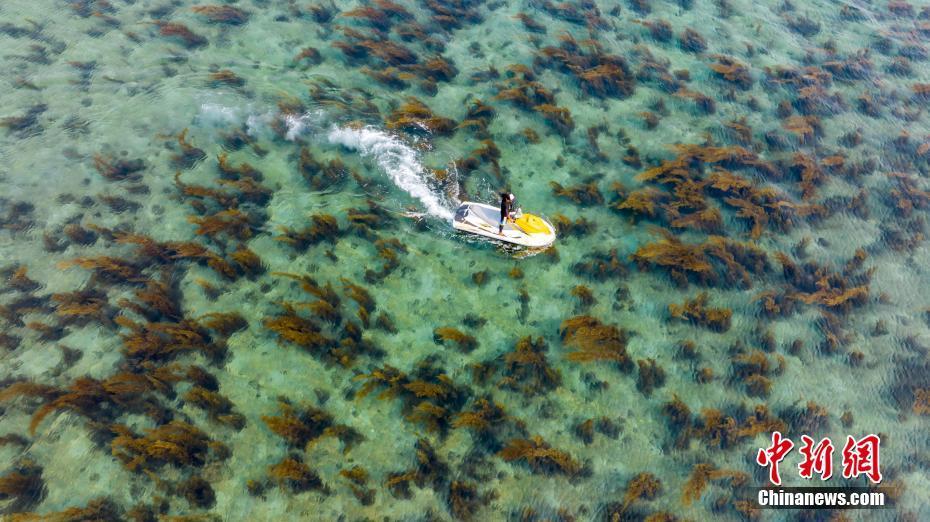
xmin=509 ymin=193 xmax=515 ymax=201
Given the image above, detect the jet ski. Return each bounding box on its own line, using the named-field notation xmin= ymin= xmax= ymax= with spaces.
xmin=452 ymin=201 xmax=556 ymax=248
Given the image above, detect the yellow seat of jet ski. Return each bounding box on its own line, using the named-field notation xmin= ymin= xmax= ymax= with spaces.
xmin=513 ymin=214 xmax=550 ymax=234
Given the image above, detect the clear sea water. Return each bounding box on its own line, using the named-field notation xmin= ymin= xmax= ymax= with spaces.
xmin=1 ymin=0 xmax=929 ymax=520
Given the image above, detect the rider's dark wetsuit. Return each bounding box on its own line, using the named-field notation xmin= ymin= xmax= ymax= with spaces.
xmin=499 ymin=193 xmax=515 ymax=234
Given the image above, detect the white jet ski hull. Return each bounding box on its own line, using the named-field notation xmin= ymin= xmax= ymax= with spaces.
xmin=452 ymin=201 xmax=556 ymax=248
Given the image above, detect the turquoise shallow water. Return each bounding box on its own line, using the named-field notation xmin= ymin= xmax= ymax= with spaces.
xmin=1 ymin=0 xmax=930 ymax=520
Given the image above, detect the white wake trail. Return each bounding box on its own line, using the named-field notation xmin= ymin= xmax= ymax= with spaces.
xmin=327 ymin=125 xmax=455 ymax=220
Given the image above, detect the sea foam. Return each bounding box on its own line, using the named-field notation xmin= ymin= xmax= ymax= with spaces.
xmin=327 ymin=125 xmax=455 ymax=220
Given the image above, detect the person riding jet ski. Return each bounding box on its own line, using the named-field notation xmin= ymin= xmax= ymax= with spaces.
xmin=452 ymin=196 xmax=555 ymax=248
xmin=499 ymin=192 xmax=519 ymax=234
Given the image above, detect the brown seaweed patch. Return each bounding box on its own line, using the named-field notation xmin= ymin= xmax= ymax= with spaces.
xmin=263 ymin=305 xmax=334 ymax=358
xmin=111 ymin=420 xmax=225 ymax=472
xmin=498 ymin=436 xmax=581 ymax=476
xmin=572 ymin=248 xmax=627 ymax=280
xmin=730 ymin=349 xmax=784 ymax=397
xmin=515 ymin=13 xmax=546 ymax=33
xmin=117 ymin=277 xmax=183 ymax=322
xmin=551 ymin=214 xmax=595 ymax=237
xmin=913 ymin=389 xmax=930 ymax=415
xmin=887 ymin=172 xmax=930 ymax=218
xmin=1 ymin=200 xmax=36 ymax=236
xmin=639 ymin=110 xmax=660 ymax=130
xmin=494 ymin=68 xmax=556 ymax=111
xmin=58 ymin=256 xmax=144 ymax=285
xmin=293 ymin=47 xmax=323 ymax=68
xmin=9 ymin=497 xmax=122 ymax=521
xmin=614 ymin=472 xmax=661 ymax=514
xmin=533 ymin=104 xmax=575 ymax=136
xmin=14 ymin=369 xmax=185 ymax=435
xmin=773 ymin=250 xmax=871 ymax=314
xmin=340 ymin=465 xmax=375 ymax=505
xmin=422 ymin=0 xmax=484 ymax=31
xmin=299 ymin=147 xmax=345 ymax=190
xmin=262 ymin=401 xmax=360 ymax=452
xmin=174 ymin=174 xmax=238 ymax=212
xmin=385 ymin=98 xmax=456 ymax=136
xmin=191 ymin=5 xmax=250 ymax=25
xmin=782 ymin=117 xmax=823 ymax=147
xmin=779 ymin=401 xmax=829 ymax=435
xmin=674 ymin=87 xmax=716 ymax=114
xmin=453 ymin=397 xmax=509 ymax=437
xmin=116 ymin=315 xmax=224 ymax=364
xmin=155 ymin=22 xmax=208 ymax=49
xmin=277 ymin=214 xmax=342 ymax=251
xmin=264 ymin=274 xmax=382 ymax=366
xmin=362 ymin=66 xmax=414 ymax=89
xmin=64 ymin=223 xmax=99 ymax=246
xmin=178 ymin=475 xmax=216 ymax=509
xmin=0 ymin=295 xmax=53 ymax=328
xmin=0 ymin=333 xmax=21 ymax=351
xmin=340 ymin=5 xmax=397 ymax=31
xmin=184 ymin=386 xmax=244 ymax=429
xmin=632 ymin=231 xmax=768 ymax=288
xmin=188 ymin=209 xmax=257 ymax=241
xmin=784 ymin=15 xmax=820 ymax=37
xmin=268 ymin=455 xmax=325 ymax=493
xmin=535 ymin=35 xmax=636 ymax=99
xmin=52 ymin=286 xmax=114 ymax=327
xmin=448 ymin=479 xmax=492 ymax=521
xmin=433 ymin=327 xmax=478 ymax=353
xmin=560 ymin=315 xmax=633 ymax=372
xmin=171 ymin=129 xmax=207 ymax=169
xmin=678 ymin=28 xmax=707 ymax=53
xmin=0 ymin=103 xmax=47 ymax=138
xmin=495 ymin=336 xmax=561 ymax=396
xmin=365 ymin=238 xmax=407 ymax=283
xmin=571 ymin=285 xmax=596 ymax=309
xmin=0 ymin=458 xmax=45 ymax=512
xmin=549 ymin=179 xmax=603 ymax=206
xmin=410 ymin=55 xmax=459 ymax=84
xmin=538 ymin=0 xmax=603 ymax=26
xmin=707 ymin=55 xmax=752 ymax=89
xmin=228 ymin=245 xmax=264 ymax=277
xmin=346 ymin=200 xmax=396 ymax=238
xmin=98 ymin=194 xmax=141 ymax=214
xmin=682 ymin=463 xmax=747 ymax=506
xmin=93 ymin=154 xmax=145 ymax=182
xmin=669 ymin=292 xmax=732 ymax=332
xmin=2 ymin=265 xmax=41 ymax=294
xmin=356 ymin=360 xmax=468 ymax=435
xmin=384 ymin=438 xmax=448 ymax=499
xmin=663 ymin=394 xmax=788 ymax=450
xmin=612 ymin=186 xmax=664 ymax=221
xmin=207 ymin=70 xmax=245 ymax=88
xmin=635 ymin=358 xmax=666 ymax=396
